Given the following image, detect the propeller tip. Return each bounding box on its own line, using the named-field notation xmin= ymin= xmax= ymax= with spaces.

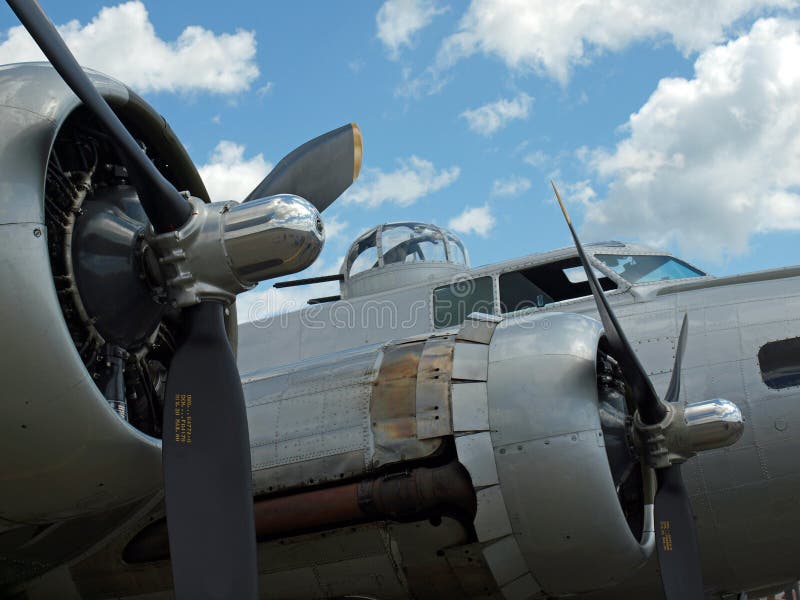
xmin=352 ymin=122 xmax=363 ymax=182
xmin=550 ymin=180 xmax=572 ymax=225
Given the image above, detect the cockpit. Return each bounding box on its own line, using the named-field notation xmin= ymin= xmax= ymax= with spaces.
xmin=344 ymin=222 xmax=468 ymax=278
xmin=339 ymin=223 xmax=471 ymax=300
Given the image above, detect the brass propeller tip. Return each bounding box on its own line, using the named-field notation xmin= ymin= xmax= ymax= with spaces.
xmin=550 ymin=180 xmax=571 ymax=225
xmin=352 ymin=122 xmax=363 ymax=182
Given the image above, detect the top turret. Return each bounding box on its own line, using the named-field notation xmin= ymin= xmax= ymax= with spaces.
xmin=340 ymin=222 xmax=470 ymax=299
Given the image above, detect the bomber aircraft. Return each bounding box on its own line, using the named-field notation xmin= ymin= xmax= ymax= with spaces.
xmin=0 ymin=1 xmax=798 ymax=600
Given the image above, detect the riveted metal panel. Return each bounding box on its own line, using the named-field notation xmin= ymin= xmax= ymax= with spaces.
xmin=245 ymin=345 xmax=378 ymax=491
xmin=453 ymin=342 xmax=489 ymax=381
xmin=416 ymin=335 xmax=455 ymax=439
xmin=458 ymin=313 xmax=502 ymax=345
xmin=372 ymin=341 xmax=445 ymax=468
xmin=474 ymin=485 xmax=513 ymax=542
xmin=456 ymin=432 xmax=499 ymax=488
xmin=482 ymin=535 xmax=529 ymax=587
xmin=388 ymin=518 xmax=471 ymax=600
xmin=444 ymin=543 xmax=503 ymax=598
xmin=501 ymin=573 xmax=541 ymax=600
xmin=452 ymin=382 xmax=490 ymax=432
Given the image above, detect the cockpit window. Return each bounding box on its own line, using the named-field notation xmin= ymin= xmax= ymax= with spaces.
xmin=595 ymin=254 xmax=705 ymax=284
xmin=759 ymin=338 xmax=800 ymax=390
xmin=499 ymin=256 xmax=617 ymax=314
xmin=347 ymin=231 xmax=378 ymax=276
xmin=381 ymin=223 xmax=447 ymax=267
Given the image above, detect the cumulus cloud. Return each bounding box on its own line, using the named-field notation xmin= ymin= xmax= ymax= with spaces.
xmin=460 ymin=92 xmax=533 ymax=136
xmin=492 ymin=175 xmax=532 ymax=197
xmin=577 ymin=18 xmax=800 ymax=261
xmin=345 ymin=156 xmax=460 ymax=208
xmin=0 ymin=1 xmax=259 ymax=94
xmin=198 ymin=141 xmax=271 ymax=202
xmin=377 ymin=0 xmax=447 ymax=59
xmin=448 ymin=204 xmax=496 ymax=237
xmin=428 ymin=0 xmax=796 ymax=86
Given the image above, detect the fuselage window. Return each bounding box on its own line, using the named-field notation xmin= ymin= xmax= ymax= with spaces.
xmin=433 ymin=276 xmax=494 ymax=328
xmin=758 ymin=338 xmax=800 ymax=390
xmin=499 ymin=256 xmax=617 ymax=314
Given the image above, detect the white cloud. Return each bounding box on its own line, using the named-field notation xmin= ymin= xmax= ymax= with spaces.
xmin=323 ymin=215 xmax=349 ymax=243
xmin=460 ymin=93 xmax=533 ymax=136
xmin=198 ymin=141 xmax=271 ymax=202
xmin=377 ymin=0 xmax=447 ymax=59
xmin=345 ymin=156 xmax=460 ymax=208
xmin=0 ymin=1 xmax=259 ymax=94
xmin=435 ymin=0 xmax=795 ymax=84
xmin=492 ymin=175 xmax=531 ymax=197
xmin=257 ymin=82 xmax=274 ymax=97
xmin=578 ymin=18 xmax=800 ymax=261
xmin=523 ymin=150 xmax=549 ymax=168
xmin=448 ymin=204 xmax=496 ymax=237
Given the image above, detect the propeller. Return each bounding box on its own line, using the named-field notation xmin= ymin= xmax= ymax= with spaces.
xmin=244 ymin=122 xmax=362 ymax=211
xmin=6 ymin=1 xmax=258 ymax=597
xmin=550 ymin=181 xmax=704 ymax=600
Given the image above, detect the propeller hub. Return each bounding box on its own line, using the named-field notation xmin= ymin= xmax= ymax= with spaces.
xmin=150 ymin=194 xmax=324 ymax=307
xmin=634 ymin=399 xmax=744 ymax=468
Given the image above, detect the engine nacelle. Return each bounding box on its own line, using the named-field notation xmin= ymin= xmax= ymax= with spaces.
xmin=483 ymin=313 xmax=652 ymax=596
xmin=0 ymin=64 xmax=225 ymax=525
xmin=232 ymin=311 xmax=652 ymax=597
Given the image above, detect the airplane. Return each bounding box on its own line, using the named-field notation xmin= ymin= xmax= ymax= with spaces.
xmin=0 ymin=1 xmax=798 ymax=599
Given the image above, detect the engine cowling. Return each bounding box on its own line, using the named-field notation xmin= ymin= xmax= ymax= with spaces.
xmin=0 ymin=64 xmax=225 ymax=524
xmin=483 ymin=312 xmax=652 ymax=596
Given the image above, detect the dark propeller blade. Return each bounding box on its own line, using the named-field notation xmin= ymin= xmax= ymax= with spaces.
xmin=550 ymin=181 xmax=665 ymax=424
xmin=162 ymin=302 xmax=258 ymax=599
xmin=664 ymin=314 xmax=689 ymax=405
xmin=655 ymin=466 xmax=704 ymax=600
xmin=10 ymin=2 xmax=259 ymax=597
xmin=655 ymin=313 xmax=703 ymax=599
xmin=550 ymin=182 xmax=704 ymax=600
xmin=244 ymin=123 xmax=362 ymax=211
xmin=6 ymin=0 xmax=190 ymax=233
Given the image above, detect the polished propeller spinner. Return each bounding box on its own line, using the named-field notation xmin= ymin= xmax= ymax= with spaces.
xmin=8 ymin=1 xmax=362 ymax=598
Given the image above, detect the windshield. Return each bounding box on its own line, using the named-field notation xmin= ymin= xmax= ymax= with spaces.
xmin=595 ymin=254 xmax=706 ymax=284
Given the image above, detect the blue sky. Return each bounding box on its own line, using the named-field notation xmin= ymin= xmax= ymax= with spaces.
xmin=2 ymin=1 xmax=799 ymax=319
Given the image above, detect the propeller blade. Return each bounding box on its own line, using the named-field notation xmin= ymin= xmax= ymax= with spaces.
xmin=162 ymin=302 xmax=258 ymax=599
xmin=664 ymin=314 xmax=689 ymax=405
xmin=655 ymin=465 xmax=704 ymax=600
xmin=550 ymin=181 xmax=666 ymax=425
xmin=6 ymin=0 xmax=190 ymax=233
xmin=244 ymin=123 xmax=363 ymax=211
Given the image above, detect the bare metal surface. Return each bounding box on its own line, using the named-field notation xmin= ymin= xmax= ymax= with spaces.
xmin=457 ymin=313 xmax=501 ymax=345
xmin=444 ymin=543 xmax=504 ymax=598
xmin=452 ymin=382 xmax=490 ymax=432
xmin=474 ymin=485 xmax=513 ymax=542
xmin=501 ymin=573 xmax=542 ymax=600
xmin=455 ymin=432 xmax=499 ymax=488
xmin=371 ymin=341 xmax=444 ymax=468
xmin=481 ymin=536 xmax=529 ymax=588
xmin=415 ymin=335 xmax=455 ymax=440
xmin=245 ymin=345 xmax=377 ymax=494
xmin=453 ymin=342 xmax=489 ymax=381
xmin=488 ymin=314 xmax=653 ymax=595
